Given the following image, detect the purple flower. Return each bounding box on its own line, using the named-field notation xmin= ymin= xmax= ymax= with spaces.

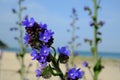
xmin=37 ymin=54 xmax=47 ymax=64
xmin=58 ymin=46 xmax=70 ymax=56
xmin=39 ymin=22 xmax=47 ymax=29
xmin=68 ymin=68 xmax=77 ymax=79
xmin=40 ymin=46 xmax=50 ymax=56
xmin=24 ymin=34 xmax=30 ymax=45
xmin=58 ymin=47 xmax=70 ymax=63
xmin=39 ymin=29 xmax=54 ymax=43
xmin=31 ymin=49 xmax=38 ymax=60
xmin=68 ymin=68 xmax=84 ymax=79
xmin=22 ymin=17 xmax=35 ymax=27
xmin=35 ymin=69 xmax=42 ymax=77
xmin=82 ymin=61 xmax=88 ymax=67
xmin=76 ymin=68 xmax=84 ymax=79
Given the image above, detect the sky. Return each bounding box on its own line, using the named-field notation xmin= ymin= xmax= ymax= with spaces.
xmin=0 ymin=0 xmax=120 ymax=53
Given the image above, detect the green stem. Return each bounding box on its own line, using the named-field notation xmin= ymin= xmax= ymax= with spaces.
xmin=51 ymin=46 xmax=57 ymax=58
xmin=71 ymin=16 xmax=76 ymax=66
xmin=18 ymin=0 xmax=23 ymax=42
xmin=51 ymin=55 xmax=65 ymax=80
xmin=20 ymin=57 xmax=25 ymax=80
xmin=18 ymin=0 xmax=25 ymax=80
xmin=94 ymin=71 xmax=99 ymax=80
xmin=93 ymin=0 xmax=98 ymax=61
xmin=93 ymin=0 xmax=99 ymax=80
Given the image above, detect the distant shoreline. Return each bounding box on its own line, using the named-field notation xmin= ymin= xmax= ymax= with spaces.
xmin=2 ymin=47 xmax=120 ymax=60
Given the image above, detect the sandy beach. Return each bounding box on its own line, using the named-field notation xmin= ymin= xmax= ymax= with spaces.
xmin=0 ymin=51 xmax=120 ymax=80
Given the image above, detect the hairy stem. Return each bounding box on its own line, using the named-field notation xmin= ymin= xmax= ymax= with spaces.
xmin=51 ymin=55 xmax=65 ymax=80
xmin=71 ymin=14 xmax=76 ymax=66
xmin=20 ymin=57 xmax=25 ymax=80
xmin=93 ymin=0 xmax=99 ymax=80
xmin=18 ymin=0 xmax=25 ymax=80
xmin=93 ymin=0 xmax=98 ymax=61
xmin=71 ymin=28 xmax=75 ymax=66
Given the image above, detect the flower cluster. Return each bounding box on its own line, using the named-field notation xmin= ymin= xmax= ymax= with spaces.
xmin=23 ymin=17 xmax=54 ymax=48
xmin=22 ymin=17 xmax=54 ymax=77
xmin=22 ymin=17 xmax=84 ymax=80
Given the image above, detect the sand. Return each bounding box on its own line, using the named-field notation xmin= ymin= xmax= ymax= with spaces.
xmin=0 ymin=51 xmax=120 ymax=80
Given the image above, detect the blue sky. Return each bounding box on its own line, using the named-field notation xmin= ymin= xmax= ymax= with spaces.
xmin=0 ymin=0 xmax=120 ymax=53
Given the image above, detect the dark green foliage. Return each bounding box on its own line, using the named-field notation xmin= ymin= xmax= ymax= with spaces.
xmin=93 ymin=58 xmax=102 ymax=73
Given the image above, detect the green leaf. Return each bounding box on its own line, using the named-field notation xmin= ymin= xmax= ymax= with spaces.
xmin=96 ymin=37 xmax=102 ymax=44
xmin=49 ymin=65 xmax=61 ymax=76
xmin=84 ymin=39 xmax=92 ymax=46
xmin=97 ymin=31 xmax=102 ymax=35
xmin=84 ymin=6 xmax=92 ymax=15
xmin=93 ymin=58 xmax=103 ymax=74
xmin=92 ymin=16 xmax=96 ymax=21
xmin=93 ymin=58 xmax=103 ymax=80
xmin=42 ymin=66 xmax=50 ymax=76
xmin=42 ymin=66 xmax=52 ymax=79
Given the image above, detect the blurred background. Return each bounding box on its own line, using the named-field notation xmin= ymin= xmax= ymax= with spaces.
xmin=0 ymin=0 xmax=120 ymax=80
xmin=0 ymin=0 xmax=120 ymax=53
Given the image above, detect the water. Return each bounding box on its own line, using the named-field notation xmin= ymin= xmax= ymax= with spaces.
xmin=2 ymin=48 xmax=120 ymax=59
xmin=2 ymin=47 xmax=31 ymax=53
xmin=75 ymin=51 xmax=120 ymax=59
